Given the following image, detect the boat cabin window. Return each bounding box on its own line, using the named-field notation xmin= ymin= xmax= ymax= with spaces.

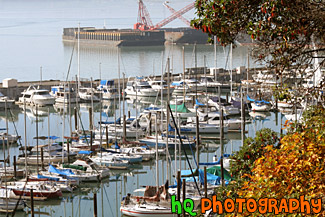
xmin=35 ymin=91 xmax=50 ymax=96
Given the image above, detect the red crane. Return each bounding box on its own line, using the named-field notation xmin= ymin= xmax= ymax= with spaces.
xmin=134 ymin=0 xmax=154 ymax=30
xmin=134 ymin=0 xmax=195 ymax=31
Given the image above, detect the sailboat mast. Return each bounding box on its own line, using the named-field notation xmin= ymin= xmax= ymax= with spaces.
xmin=230 ymin=44 xmax=233 ymax=95
xmin=77 ymin=23 xmax=81 ymax=92
xmin=166 ymin=58 xmax=170 ymax=182
xmin=155 ymin=117 xmax=159 ymax=189
xmin=24 ymin=100 xmax=28 ymax=178
xmin=118 ymin=48 xmax=121 ymax=120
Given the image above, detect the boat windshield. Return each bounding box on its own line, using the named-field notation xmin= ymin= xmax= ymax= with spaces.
xmin=35 ymin=91 xmax=50 ymax=96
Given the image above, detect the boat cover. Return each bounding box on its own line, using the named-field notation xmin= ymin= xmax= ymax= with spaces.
xmin=195 ymin=99 xmax=205 ymax=106
xmin=37 ymin=174 xmax=60 ymax=181
xmin=168 ymin=124 xmax=191 ymax=132
xmin=48 ymin=164 xmax=75 ymax=176
xmin=170 ymin=103 xmax=190 ymax=113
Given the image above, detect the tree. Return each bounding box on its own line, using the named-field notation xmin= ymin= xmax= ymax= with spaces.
xmin=237 ymin=106 xmax=325 ymax=216
xmin=191 ymin=0 xmax=325 ymax=95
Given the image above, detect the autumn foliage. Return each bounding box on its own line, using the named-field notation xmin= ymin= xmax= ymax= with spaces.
xmin=210 ymin=106 xmax=325 ymax=216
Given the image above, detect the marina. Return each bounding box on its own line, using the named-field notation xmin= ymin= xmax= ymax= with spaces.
xmin=0 ymin=0 xmax=324 ymax=216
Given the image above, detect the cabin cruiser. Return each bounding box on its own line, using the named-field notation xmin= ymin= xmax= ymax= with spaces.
xmin=199 ymin=76 xmax=231 ymax=91
xmin=97 ymin=80 xmax=121 ymax=100
xmin=50 ymin=85 xmax=80 ymax=103
xmin=78 ymin=87 xmax=101 ymax=102
xmin=125 ymin=77 xmax=158 ymax=97
xmin=18 ymin=85 xmax=55 ymax=106
xmin=148 ymin=80 xmax=171 ymax=95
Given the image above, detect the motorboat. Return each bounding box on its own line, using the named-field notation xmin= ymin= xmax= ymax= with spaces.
xmin=51 ymin=85 xmax=80 ymax=103
xmin=125 ymin=77 xmax=158 ymax=97
xmin=91 ymin=156 xmax=130 ymax=170
xmin=97 ymin=80 xmax=121 ymax=100
xmin=120 ymin=204 xmax=176 ymax=217
xmin=78 ymin=87 xmax=101 ymax=102
xmin=139 ymin=135 xmax=195 ymax=149
xmin=18 ymin=85 xmax=55 ymax=105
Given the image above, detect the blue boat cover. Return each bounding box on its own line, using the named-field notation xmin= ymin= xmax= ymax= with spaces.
xmin=144 ymin=107 xmax=160 ymax=111
xmin=195 ymin=99 xmax=205 ymax=106
xmin=37 ymin=174 xmax=60 ymax=181
xmin=171 ymin=81 xmax=184 ymax=86
xmin=178 ymin=169 xmax=223 ymax=185
xmin=78 ymin=150 xmax=93 ymax=155
xmin=247 ymin=95 xmax=270 ymax=104
xmin=100 ymin=80 xmax=114 ymax=86
xmin=99 ymin=117 xmax=121 ymax=125
xmin=168 ymin=124 xmax=191 ymax=132
xmin=0 ymin=128 xmax=6 ymax=131
xmin=48 ymin=164 xmax=75 ymax=176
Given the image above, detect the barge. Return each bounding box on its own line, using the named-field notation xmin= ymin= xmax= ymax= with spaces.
xmin=62 ymin=27 xmax=209 ymax=47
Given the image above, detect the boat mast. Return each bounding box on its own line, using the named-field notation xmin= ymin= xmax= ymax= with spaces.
xmin=160 ymin=51 xmax=164 ymax=133
xmin=230 ymin=43 xmax=233 ymax=96
xmin=48 ymin=107 xmax=51 ymax=164
xmin=166 ymin=58 xmax=170 ymax=182
xmin=77 ymin=23 xmax=81 ymax=92
xmin=155 ymin=116 xmax=159 ymax=190
xmin=24 ymin=100 xmax=28 ymax=179
xmin=5 ymin=100 xmax=10 ymax=164
xmin=62 ymin=84 xmax=66 ymax=164
xmin=214 ymin=35 xmax=217 ymax=80
xmin=36 ymin=105 xmax=39 ymax=174
xmin=118 ymin=48 xmax=121 ymax=120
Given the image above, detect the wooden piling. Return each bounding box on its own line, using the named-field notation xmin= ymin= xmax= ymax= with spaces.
xmin=41 ymin=148 xmax=44 ymax=171
xmin=74 ymin=107 xmax=78 ymax=131
xmin=105 ymin=126 xmax=108 ymax=147
xmin=90 ymin=131 xmax=93 ymax=151
xmin=123 ymin=115 xmax=127 ymax=141
xmin=30 ymin=189 xmax=34 ymax=217
xmin=177 ymin=171 xmax=181 ymax=201
xmin=89 ymin=108 xmax=93 ymax=130
xmin=13 ymin=156 xmax=17 ymax=179
xmin=220 ymin=108 xmax=225 ymax=187
xmin=67 ymin=139 xmax=70 ymax=164
xmin=93 ymin=193 xmax=97 ymax=217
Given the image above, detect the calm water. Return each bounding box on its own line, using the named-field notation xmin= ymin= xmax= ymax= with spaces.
xmin=0 ymin=100 xmax=286 ymax=217
xmin=0 ymin=0 xmax=259 ymax=82
xmin=0 ymin=1 xmax=275 ymax=216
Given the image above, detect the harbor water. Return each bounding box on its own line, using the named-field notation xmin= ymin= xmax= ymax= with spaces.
xmin=0 ymin=1 xmax=283 ymax=216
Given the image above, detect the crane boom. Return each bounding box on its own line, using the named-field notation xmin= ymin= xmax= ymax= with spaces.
xmin=135 ymin=0 xmax=154 ymax=30
xmin=163 ymin=2 xmax=191 ymax=27
xmin=134 ymin=0 xmax=195 ymax=31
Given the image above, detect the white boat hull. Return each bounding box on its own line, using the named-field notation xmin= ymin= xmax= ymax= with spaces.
xmin=120 ymin=205 xmax=176 ymax=217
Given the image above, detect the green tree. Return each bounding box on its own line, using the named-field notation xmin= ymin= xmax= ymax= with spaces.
xmin=192 ymin=0 xmax=325 ymax=94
